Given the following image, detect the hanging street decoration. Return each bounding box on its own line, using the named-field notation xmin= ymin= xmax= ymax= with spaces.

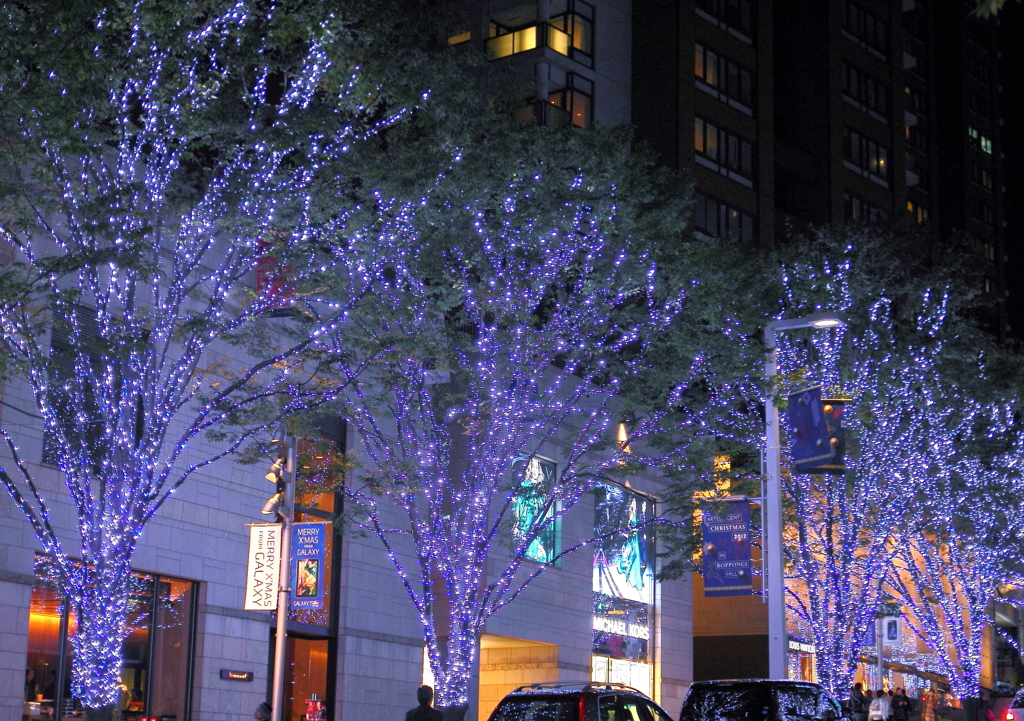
xmin=701 ymin=499 xmax=753 ymax=597
xmin=785 ymin=386 xmax=846 ymax=474
xmin=291 ymin=522 xmax=329 ymax=611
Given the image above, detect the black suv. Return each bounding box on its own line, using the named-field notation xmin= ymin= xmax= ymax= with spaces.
xmin=680 ymin=680 xmax=848 ymax=721
xmin=488 ymin=682 xmax=676 ymax=721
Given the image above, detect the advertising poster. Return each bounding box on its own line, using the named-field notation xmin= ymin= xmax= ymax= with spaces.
xmin=244 ymin=524 xmax=281 ymax=611
xmin=593 ymin=483 xmax=654 ymax=605
xmin=701 ymin=499 xmax=752 ymax=597
xmin=292 ymin=522 xmax=328 ymax=610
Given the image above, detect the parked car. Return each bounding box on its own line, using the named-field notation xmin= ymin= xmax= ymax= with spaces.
xmin=487 ymin=682 xmax=675 ymax=721
xmin=679 ymin=680 xmax=848 ymax=721
xmin=1002 ymin=688 xmax=1024 ymax=721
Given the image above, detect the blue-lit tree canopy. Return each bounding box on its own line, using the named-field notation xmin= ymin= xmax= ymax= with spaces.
xmin=772 ymin=229 xmax=1024 ymax=698
xmin=322 ymin=108 xmax=762 ymax=707
xmin=0 ymin=0 xmax=440 ymax=714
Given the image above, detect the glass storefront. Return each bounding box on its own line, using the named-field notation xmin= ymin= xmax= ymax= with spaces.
xmin=25 ymin=556 xmax=197 ymax=721
xmin=591 ymin=483 xmax=655 ymax=697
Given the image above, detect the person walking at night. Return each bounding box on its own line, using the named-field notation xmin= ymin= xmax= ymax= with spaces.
xmin=871 ymin=689 xmax=892 ymax=721
xmin=893 ymin=689 xmax=911 ymax=721
xmin=851 ymin=683 xmax=869 ymax=721
xmin=406 ymin=685 xmax=444 ymax=721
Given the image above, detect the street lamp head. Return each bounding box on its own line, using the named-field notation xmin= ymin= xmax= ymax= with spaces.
xmin=261 ymin=491 xmax=284 ymax=516
xmin=811 ymin=318 xmax=844 ymax=329
xmin=270 ymin=424 xmax=287 ymax=444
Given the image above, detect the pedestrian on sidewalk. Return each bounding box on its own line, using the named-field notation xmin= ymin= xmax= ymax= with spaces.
xmin=851 ymin=683 xmax=868 ymax=721
xmin=871 ymin=689 xmax=892 ymax=721
xmin=893 ymin=688 xmax=911 ymax=721
xmin=406 ymin=685 xmax=444 ymax=721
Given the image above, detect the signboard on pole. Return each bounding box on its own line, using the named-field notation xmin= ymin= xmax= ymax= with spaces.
xmin=244 ymin=524 xmax=281 ymax=611
xmin=702 ymin=499 xmax=753 ymax=597
xmin=292 ymin=522 xmax=329 ymax=610
xmin=786 ymin=386 xmax=847 ymax=474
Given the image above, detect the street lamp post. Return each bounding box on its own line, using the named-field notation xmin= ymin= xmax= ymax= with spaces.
xmin=269 ymin=431 xmax=298 ymax=721
xmin=764 ymin=311 xmax=845 ymax=680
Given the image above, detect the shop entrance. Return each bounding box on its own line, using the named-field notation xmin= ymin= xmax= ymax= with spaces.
xmin=478 ymin=634 xmax=560 ymax=721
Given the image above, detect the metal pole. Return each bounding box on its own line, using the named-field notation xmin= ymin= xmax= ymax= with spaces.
xmin=764 ymin=329 xmax=787 ymax=680
xmin=272 ymin=435 xmax=297 ymax=721
xmin=877 ymin=615 xmax=885 ymax=691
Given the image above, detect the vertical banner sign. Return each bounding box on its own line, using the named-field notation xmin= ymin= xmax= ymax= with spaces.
xmin=291 ymin=522 xmax=328 ymax=610
xmin=244 ymin=524 xmax=281 ymax=611
xmin=701 ymin=499 xmax=753 ymax=597
xmin=786 ymin=387 xmax=847 ymax=474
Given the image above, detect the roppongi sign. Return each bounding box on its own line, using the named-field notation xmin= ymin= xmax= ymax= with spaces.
xmin=244 ymin=523 xmax=281 ymax=611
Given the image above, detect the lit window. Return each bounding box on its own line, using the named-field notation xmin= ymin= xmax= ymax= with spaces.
xmin=842 ymin=125 xmax=889 ymax=183
xmin=447 ymin=31 xmax=471 ymax=45
xmin=549 ymin=73 xmax=592 ymax=128
xmin=694 ymin=116 xmax=755 ymax=186
xmin=695 ymin=43 xmax=754 ymax=109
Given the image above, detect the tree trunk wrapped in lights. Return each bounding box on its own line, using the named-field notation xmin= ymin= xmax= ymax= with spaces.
xmin=0 ymin=0 xmax=439 ymax=713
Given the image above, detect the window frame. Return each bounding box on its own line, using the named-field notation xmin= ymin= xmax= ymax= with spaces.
xmin=693 ymin=191 xmax=756 ymax=243
xmin=695 ymin=42 xmax=755 ymax=113
xmin=694 ymin=116 xmax=756 ymax=188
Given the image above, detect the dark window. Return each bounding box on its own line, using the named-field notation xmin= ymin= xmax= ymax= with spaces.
xmin=907 ymin=199 xmax=929 ymax=224
xmin=694 ymin=191 xmax=756 ymax=243
xmin=967 ymin=91 xmax=992 ymax=118
xmin=906 ymin=125 xmax=927 ymax=152
xmin=695 ymin=43 xmax=755 ymax=109
xmin=905 ymin=85 xmax=927 ymax=117
xmin=695 ymin=0 xmax=755 ymax=41
xmin=971 ymin=198 xmax=995 ymax=228
xmin=965 ymin=48 xmax=990 ymax=85
xmin=843 ymin=1 xmax=886 ymax=56
xmin=844 ymin=192 xmax=887 ymax=223
xmin=42 ymin=307 xmax=106 ymax=469
xmin=970 ymin=163 xmax=995 ymax=192
xmin=842 ymin=126 xmax=889 ymax=181
xmin=680 ymin=686 xmax=774 ymax=721
xmin=695 ymin=117 xmax=755 ymax=184
xmin=491 ymin=696 xmax=580 ymax=721
xmin=842 ymin=61 xmax=888 ymax=118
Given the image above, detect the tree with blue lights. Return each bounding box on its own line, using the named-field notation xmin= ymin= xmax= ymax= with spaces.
xmin=0 ymin=1 xmax=442 ymax=716
xmin=325 ymin=105 xmax=764 ymax=710
xmin=887 ymin=396 xmax=1024 ymax=704
xmin=771 ymin=227 xmax=1024 ymax=698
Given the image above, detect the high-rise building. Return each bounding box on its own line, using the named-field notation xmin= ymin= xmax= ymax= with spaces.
xmin=630 ymin=0 xmax=1018 ymax=682
xmin=633 ymin=0 xmax=1012 ymax=334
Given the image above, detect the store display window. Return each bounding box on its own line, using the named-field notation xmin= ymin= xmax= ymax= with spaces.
xmin=591 ymin=483 xmax=655 ymax=695
xmin=25 ymin=555 xmax=197 ymax=721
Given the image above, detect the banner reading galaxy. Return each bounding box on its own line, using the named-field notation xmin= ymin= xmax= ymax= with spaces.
xmin=701 ymin=499 xmax=752 ymax=597
xmin=244 ymin=524 xmax=281 ymax=611
xmin=291 ymin=522 xmax=328 ymax=610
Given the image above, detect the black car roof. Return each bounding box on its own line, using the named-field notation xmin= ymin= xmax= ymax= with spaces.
xmin=688 ymin=680 xmax=824 ymax=690
xmin=507 ymin=682 xmax=652 ymax=697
